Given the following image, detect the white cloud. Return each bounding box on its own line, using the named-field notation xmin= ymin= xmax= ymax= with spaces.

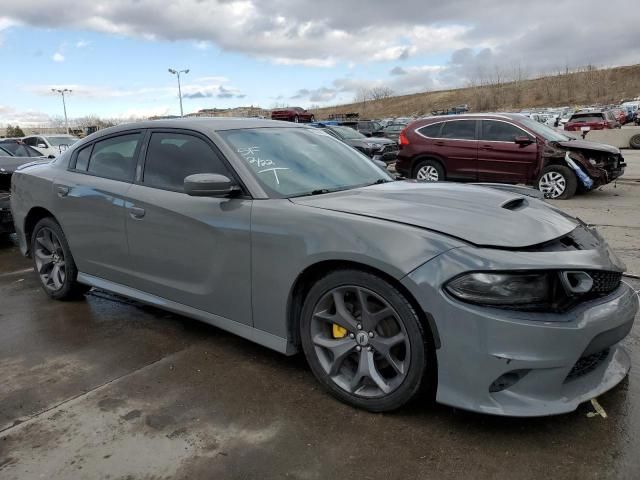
xmin=193 ymin=40 xmax=210 ymax=50
xmin=75 ymin=39 xmax=90 ymax=48
xmin=26 ymin=77 xmax=245 ymax=101
xmin=0 ymin=106 xmax=52 ymax=126
xmin=117 ymin=106 xmax=171 ymax=119
xmin=52 ymin=52 xmax=65 ymax=62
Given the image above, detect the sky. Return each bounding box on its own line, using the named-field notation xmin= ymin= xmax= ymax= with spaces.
xmin=0 ymin=0 xmax=639 ymax=126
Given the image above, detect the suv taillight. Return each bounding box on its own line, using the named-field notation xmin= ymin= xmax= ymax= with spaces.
xmin=399 ymin=129 xmax=409 ymax=146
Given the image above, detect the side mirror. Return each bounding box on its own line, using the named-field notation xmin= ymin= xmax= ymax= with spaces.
xmin=514 ymin=136 xmax=533 ymax=146
xmin=184 ymin=173 xmax=240 ymax=197
xmin=37 ymin=143 xmax=47 ymax=149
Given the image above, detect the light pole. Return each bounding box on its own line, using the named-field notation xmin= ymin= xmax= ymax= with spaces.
xmin=52 ymin=88 xmax=71 ymax=133
xmin=168 ymin=68 xmax=189 ymax=117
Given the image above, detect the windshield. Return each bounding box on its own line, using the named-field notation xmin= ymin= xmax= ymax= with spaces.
xmin=329 ymin=126 xmax=366 ymax=140
xmin=518 ymin=117 xmax=570 ymax=141
xmin=46 ymin=136 xmax=78 ymax=147
xmin=218 ymin=127 xmax=391 ymax=198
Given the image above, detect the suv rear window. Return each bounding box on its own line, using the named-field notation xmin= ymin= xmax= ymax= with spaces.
xmin=417 ymin=122 xmax=443 ymax=138
xmin=569 ymin=113 xmax=604 ymax=122
xmin=440 ymin=120 xmax=477 ymax=140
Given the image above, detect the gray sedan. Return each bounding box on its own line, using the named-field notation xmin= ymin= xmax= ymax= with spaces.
xmin=10 ymin=119 xmax=638 ymax=416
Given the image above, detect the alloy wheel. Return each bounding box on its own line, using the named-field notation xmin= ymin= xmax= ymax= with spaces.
xmin=416 ymin=165 xmax=439 ymax=181
xmin=310 ymin=286 xmax=410 ymax=398
xmin=539 ymin=172 xmax=567 ymax=199
xmin=34 ymin=227 xmax=66 ymax=292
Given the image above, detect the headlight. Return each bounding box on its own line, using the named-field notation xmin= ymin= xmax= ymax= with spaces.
xmin=365 ymin=142 xmax=379 ymax=149
xmin=446 ymin=272 xmax=552 ymax=306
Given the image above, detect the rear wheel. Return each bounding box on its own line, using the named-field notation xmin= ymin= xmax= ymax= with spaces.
xmin=630 ymin=134 xmax=640 ymax=149
xmin=31 ymin=217 xmax=90 ymax=300
xmin=537 ymin=165 xmax=577 ymax=200
xmin=300 ymin=269 xmax=432 ymax=412
xmin=413 ymin=159 xmax=444 ymax=182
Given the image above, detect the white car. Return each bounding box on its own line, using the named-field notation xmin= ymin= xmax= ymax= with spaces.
xmin=22 ymin=135 xmax=78 ymax=158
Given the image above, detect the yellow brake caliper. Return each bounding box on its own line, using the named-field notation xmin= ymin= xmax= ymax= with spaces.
xmin=332 ymin=324 xmax=348 ymax=339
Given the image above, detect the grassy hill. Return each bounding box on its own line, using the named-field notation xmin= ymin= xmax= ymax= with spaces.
xmin=311 ymin=64 xmax=640 ymax=119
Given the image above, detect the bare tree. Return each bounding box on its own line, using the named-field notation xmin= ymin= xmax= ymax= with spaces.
xmin=369 ymin=86 xmax=394 ymax=101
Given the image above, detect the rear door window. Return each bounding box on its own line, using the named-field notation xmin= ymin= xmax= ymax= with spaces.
xmin=86 ymin=133 xmax=142 ymax=182
xmin=440 ymin=120 xmax=477 ymax=140
xmin=481 ymin=121 xmax=530 ymax=142
xmin=74 ymin=145 xmax=93 ymax=171
xmin=142 ymin=132 xmax=231 ymax=192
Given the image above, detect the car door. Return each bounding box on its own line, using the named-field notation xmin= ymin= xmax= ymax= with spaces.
xmin=125 ymin=129 xmax=252 ymax=325
xmin=54 ymin=131 xmax=144 ymax=285
xmin=433 ymin=120 xmax=478 ymax=180
xmin=477 ymin=120 xmax=538 ymax=183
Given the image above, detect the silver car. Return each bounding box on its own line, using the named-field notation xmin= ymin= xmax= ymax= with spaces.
xmin=10 ymin=119 xmax=638 ymax=416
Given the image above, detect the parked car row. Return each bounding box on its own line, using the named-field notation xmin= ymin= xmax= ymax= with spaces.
xmin=0 ymin=134 xmax=78 ymax=158
xmin=8 ymin=117 xmax=637 ymax=417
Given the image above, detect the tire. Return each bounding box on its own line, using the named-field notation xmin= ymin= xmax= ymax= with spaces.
xmin=537 ymin=165 xmax=578 ymax=200
xmin=630 ymin=134 xmax=640 ymax=149
xmin=31 ymin=217 xmax=90 ymax=300
xmin=300 ymin=269 xmax=433 ymax=412
xmin=294 ymin=115 xmax=299 ymax=123
xmin=413 ymin=159 xmax=445 ymax=182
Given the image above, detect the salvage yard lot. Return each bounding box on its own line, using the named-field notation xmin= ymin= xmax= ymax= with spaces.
xmin=0 ymin=153 xmax=639 ymax=479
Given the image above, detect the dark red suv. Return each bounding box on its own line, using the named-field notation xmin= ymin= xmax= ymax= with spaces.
xmin=395 ymin=113 xmax=625 ymax=199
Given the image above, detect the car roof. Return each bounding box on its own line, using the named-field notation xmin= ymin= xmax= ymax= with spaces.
xmin=88 ymin=117 xmax=304 ymax=140
xmin=417 ymin=113 xmax=528 ymax=122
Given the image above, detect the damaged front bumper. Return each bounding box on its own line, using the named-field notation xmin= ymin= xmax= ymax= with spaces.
xmin=401 ymin=241 xmax=638 ymax=417
xmin=0 ymin=191 xmax=14 ymax=234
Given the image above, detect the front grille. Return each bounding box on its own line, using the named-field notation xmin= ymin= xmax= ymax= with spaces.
xmin=565 ymin=349 xmax=610 ymax=383
xmin=590 ymin=271 xmax=622 ymax=294
xmin=380 ymin=144 xmax=399 ymax=153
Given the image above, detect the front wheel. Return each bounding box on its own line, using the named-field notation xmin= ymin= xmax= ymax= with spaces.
xmin=537 ymin=165 xmax=577 ymax=200
xmin=31 ymin=217 xmax=90 ymax=300
xmin=300 ymin=269 xmax=432 ymax=412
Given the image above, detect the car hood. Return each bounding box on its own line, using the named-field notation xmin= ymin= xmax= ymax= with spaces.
xmin=555 ymin=139 xmax=620 ymax=154
xmin=0 ymin=156 xmax=34 ymax=174
xmin=291 ymin=181 xmax=579 ymax=248
xmin=348 ymin=137 xmax=394 ymax=148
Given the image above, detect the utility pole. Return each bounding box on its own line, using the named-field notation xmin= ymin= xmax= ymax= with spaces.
xmin=168 ymin=68 xmax=190 ymax=117
xmin=52 ymin=88 xmax=72 ymax=133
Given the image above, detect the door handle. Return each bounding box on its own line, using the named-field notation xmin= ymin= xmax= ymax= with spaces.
xmin=56 ymin=185 xmax=70 ymax=197
xmin=434 ymin=141 xmax=445 ymax=146
xmin=481 ymin=144 xmax=494 ymax=149
xmin=129 ymin=207 xmax=146 ymax=219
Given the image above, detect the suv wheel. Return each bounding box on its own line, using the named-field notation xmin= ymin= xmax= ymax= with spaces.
xmin=538 ymin=165 xmax=577 ymax=200
xmin=300 ymin=269 xmax=432 ymax=412
xmin=414 ymin=159 xmax=444 ymax=182
xmin=31 ymin=217 xmax=90 ymax=300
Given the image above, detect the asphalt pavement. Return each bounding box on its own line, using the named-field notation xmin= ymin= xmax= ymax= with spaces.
xmin=0 ymin=156 xmax=639 ymax=479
